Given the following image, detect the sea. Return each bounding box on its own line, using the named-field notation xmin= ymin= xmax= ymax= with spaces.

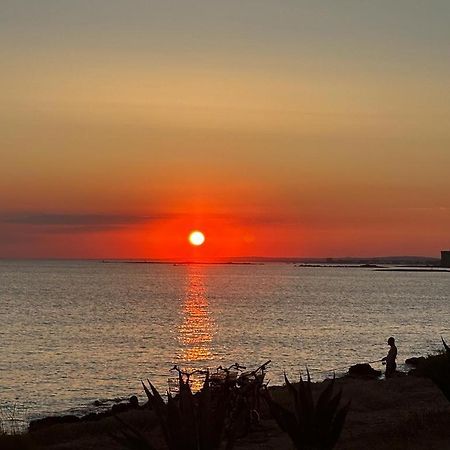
xmin=0 ymin=260 xmax=449 ymax=424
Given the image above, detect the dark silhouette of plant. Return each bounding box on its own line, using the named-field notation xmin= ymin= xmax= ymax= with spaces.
xmin=115 ymin=371 xmax=234 ymax=450
xmin=442 ymin=337 xmax=450 ymax=357
xmin=264 ymin=370 xmax=350 ymax=450
xmin=408 ymin=338 xmax=450 ymax=402
xmin=113 ymin=416 xmax=157 ymax=450
xmin=431 ymin=337 xmax=450 ymax=402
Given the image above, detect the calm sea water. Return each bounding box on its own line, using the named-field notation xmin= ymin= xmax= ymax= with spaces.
xmin=1 ymin=260 xmax=449 ymax=422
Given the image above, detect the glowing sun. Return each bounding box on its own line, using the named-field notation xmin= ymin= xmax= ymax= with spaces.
xmin=188 ymin=230 xmax=205 ymax=246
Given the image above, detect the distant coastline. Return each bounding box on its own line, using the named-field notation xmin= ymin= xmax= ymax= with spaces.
xmin=101 ymin=260 xmax=450 ymax=272
xmin=101 ymin=255 xmax=442 ymax=267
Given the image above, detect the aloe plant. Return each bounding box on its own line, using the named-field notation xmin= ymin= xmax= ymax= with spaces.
xmin=431 ymin=337 xmax=450 ymax=402
xmin=115 ymin=371 xmax=234 ymax=450
xmin=113 ymin=416 xmax=157 ymax=450
xmin=264 ymin=370 xmax=350 ymax=450
xmin=442 ymin=337 xmax=450 ymax=357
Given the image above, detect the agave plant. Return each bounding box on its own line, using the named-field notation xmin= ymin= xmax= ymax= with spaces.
xmin=264 ymin=370 xmax=350 ymax=450
xmin=115 ymin=371 xmax=234 ymax=450
xmin=442 ymin=337 xmax=450 ymax=357
xmin=431 ymin=337 xmax=450 ymax=402
xmin=113 ymin=416 xmax=157 ymax=450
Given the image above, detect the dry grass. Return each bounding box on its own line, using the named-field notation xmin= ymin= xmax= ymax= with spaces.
xmin=1 ymin=403 xmax=28 ymax=435
xmin=1 ymin=404 xmax=35 ymax=450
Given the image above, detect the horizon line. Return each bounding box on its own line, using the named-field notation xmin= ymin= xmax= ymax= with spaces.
xmin=0 ymin=254 xmax=442 ymax=262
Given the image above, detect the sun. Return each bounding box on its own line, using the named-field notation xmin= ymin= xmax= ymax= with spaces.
xmin=188 ymin=230 xmax=205 ymax=246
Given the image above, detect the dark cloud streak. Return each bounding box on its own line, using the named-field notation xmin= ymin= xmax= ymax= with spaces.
xmin=0 ymin=213 xmax=171 ymax=234
xmin=1 ymin=213 xmax=167 ymax=226
xmin=0 ymin=211 xmax=303 ymax=237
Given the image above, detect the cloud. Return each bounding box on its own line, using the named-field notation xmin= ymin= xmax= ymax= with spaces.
xmin=0 ymin=212 xmax=167 ymax=232
xmin=0 ymin=210 xmax=302 ymax=236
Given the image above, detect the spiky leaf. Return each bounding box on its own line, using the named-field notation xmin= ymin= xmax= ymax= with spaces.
xmin=264 ymin=372 xmax=349 ymax=450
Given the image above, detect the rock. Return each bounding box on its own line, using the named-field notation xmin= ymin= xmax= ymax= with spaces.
xmin=129 ymin=395 xmax=139 ymax=408
xmin=29 ymin=415 xmax=80 ymax=432
xmin=405 ymin=357 xmax=425 ymax=367
xmin=111 ymin=402 xmax=132 ymax=414
xmin=347 ymin=363 xmax=382 ymax=379
xmin=30 ymin=396 xmax=141 ymax=432
xmin=82 ymin=412 xmax=100 ymax=421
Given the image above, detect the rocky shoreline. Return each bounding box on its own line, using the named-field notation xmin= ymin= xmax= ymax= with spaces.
xmin=28 ymin=395 xmax=142 ymax=433
xmin=3 ymin=353 xmax=450 ymax=449
xmin=29 ymin=362 xmax=382 ymax=433
xmin=26 ymin=356 xmax=438 ymax=422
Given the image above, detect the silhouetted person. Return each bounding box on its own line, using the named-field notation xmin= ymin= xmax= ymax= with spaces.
xmin=381 ymin=336 xmax=397 ymax=378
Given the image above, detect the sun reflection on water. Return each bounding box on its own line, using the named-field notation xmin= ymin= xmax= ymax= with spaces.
xmin=178 ymin=265 xmax=215 ymax=365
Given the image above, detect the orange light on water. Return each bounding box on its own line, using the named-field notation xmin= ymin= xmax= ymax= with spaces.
xmin=178 ymin=266 xmax=214 ymax=365
xmin=188 ymin=230 xmax=205 ymax=246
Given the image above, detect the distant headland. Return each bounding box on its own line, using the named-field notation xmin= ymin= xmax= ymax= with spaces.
xmin=102 ymin=254 xmax=445 ymax=267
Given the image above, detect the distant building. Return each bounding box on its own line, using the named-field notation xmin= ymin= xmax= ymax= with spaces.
xmin=441 ymin=251 xmax=450 ymax=268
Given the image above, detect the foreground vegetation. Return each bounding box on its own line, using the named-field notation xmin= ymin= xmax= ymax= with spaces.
xmin=411 ymin=338 xmax=450 ymax=402
xmin=265 ymin=372 xmax=349 ymax=450
xmin=2 ymin=344 xmax=450 ymax=449
xmin=113 ymin=364 xmax=349 ymax=450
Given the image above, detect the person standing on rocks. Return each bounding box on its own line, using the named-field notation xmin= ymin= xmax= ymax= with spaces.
xmin=382 ymin=336 xmax=397 ymax=378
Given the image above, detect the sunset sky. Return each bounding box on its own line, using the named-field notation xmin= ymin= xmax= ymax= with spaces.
xmin=1 ymin=0 xmax=449 ymax=259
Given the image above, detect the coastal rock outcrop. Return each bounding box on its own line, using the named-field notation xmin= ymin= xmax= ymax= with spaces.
xmin=29 ymin=396 xmax=141 ymax=432
xmin=29 ymin=415 xmax=80 ymax=432
xmin=347 ymin=363 xmax=381 ymax=379
xmin=405 ymin=356 xmax=426 ymax=367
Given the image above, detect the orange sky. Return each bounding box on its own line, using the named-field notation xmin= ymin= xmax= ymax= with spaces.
xmin=1 ymin=1 xmax=449 ymax=259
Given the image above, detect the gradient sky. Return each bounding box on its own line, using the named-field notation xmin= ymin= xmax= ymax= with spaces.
xmin=1 ymin=0 xmax=449 ymax=259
